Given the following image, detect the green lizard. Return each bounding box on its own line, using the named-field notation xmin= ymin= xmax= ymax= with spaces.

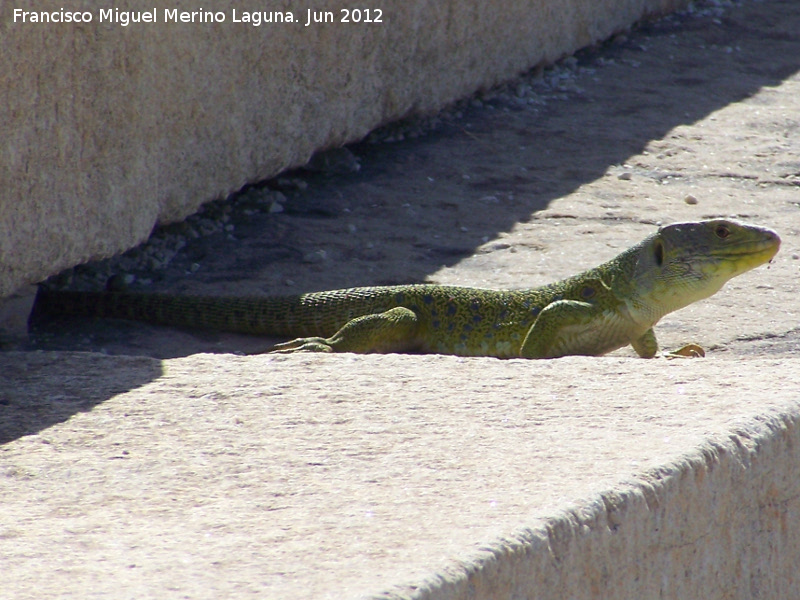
xmin=32 ymin=219 xmax=779 ymax=359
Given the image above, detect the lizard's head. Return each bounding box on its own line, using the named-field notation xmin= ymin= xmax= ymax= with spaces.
xmin=631 ymin=219 xmax=780 ymax=319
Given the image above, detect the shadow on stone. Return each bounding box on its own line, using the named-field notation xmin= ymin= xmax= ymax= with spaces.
xmin=0 ymin=352 xmax=162 ymax=446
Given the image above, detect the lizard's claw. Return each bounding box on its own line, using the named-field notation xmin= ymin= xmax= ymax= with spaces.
xmin=269 ymin=337 xmax=336 ymax=353
xmin=665 ymin=343 xmax=706 ymax=359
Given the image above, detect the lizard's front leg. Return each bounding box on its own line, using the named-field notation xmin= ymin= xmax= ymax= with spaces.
xmin=518 ymin=300 xmax=601 ymax=358
xmin=268 ymin=306 xmax=421 ymax=354
xmin=631 ymin=328 xmax=659 ymax=358
xmin=520 ymin=300 xmax=644 ymax=358
xmin=632 ymin=328 xmax=706 ymax=358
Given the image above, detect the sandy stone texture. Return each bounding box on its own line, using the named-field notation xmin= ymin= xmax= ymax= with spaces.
xmin=2 ymin=353 xmax=799 ymax=599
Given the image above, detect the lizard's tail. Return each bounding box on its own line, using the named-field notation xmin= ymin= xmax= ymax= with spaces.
xmin=30 ymin=289 xmax=322 ymax=337
xmin=30 ymin=287 xmax=402 ymax=338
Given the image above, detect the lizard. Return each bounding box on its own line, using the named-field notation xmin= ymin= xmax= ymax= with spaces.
xmin=31 ymin=219 xmax=780 ymax=359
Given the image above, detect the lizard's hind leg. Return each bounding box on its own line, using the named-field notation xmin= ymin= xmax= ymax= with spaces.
xmin=268 ymin=307 xmax=422 ymax=354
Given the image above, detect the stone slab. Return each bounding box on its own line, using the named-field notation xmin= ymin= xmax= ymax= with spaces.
xmin=1 ymin=352 xmax=799 ymax=599
xmin=0 ymin=0 xmax=688 ymax=297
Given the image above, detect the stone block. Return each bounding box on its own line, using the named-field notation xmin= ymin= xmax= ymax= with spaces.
xmin=0 ymin=0 xmax=687 ymax=298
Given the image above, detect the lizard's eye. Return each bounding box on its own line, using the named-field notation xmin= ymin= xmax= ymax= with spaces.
xmin=654 ymin=240 xmax=664 ymax=266
xmin=715 ymin=225 xmax=730 ymax=239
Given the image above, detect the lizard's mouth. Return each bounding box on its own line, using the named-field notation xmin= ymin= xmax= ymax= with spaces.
xmin=700 ymin=237 xmax=781 ymax=279
xmin=712 ymin=229 xmax=780 ymax=262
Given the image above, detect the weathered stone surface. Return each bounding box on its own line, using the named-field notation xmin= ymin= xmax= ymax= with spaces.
xmin=2 ymin=352 xmax=799 ymax=599
xmin=0 ymin=0 xmax=688 ymax=297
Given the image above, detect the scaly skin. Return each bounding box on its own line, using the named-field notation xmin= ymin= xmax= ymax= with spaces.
xmin=32 ymin=219 xmax=780 ymax=358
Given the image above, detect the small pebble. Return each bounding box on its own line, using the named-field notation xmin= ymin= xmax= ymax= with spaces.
xmin=105 ymin=273 xmax=136 ymax=291
xmin=302 ymin=250 xmax=328 ymax=264
xmin=684 ymin=194 xmax=699 ymax=205
xmin=618 ymin=172 xmax=633 ymax=181
xmin=563 ymin=56 xmax=579 ymax=70
xmin=267 ymin=191 xmax=287 ymax=205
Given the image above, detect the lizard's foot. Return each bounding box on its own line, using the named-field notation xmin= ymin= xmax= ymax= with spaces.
xmin=259 ymin=307 xmax=421 ymax=355
xmin=665 ymin=343 xmax=706 ymax=359
xmin=269 ymin=337 xmax=336 ymax=353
